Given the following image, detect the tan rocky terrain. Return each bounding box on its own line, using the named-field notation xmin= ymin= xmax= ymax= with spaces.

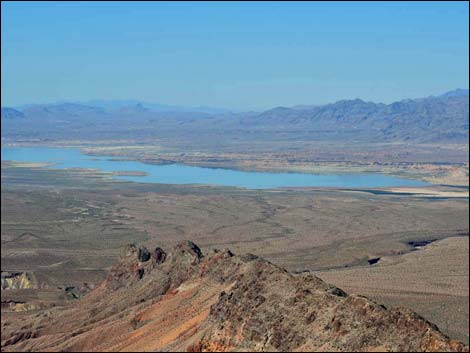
xmin=1 ymin=241 xmax=468 ymax=352
xmin=317 ymin=236 xmax=470 ymax=344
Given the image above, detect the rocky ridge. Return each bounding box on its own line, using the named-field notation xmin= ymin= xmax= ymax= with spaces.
xmin=1 ymin=241 xmax=468 ymax=352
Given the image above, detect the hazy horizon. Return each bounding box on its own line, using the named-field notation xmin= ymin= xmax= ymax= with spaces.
xmin=4 ymin=87 xmax=469 ymax=113
xmin=2 ymin=1 xmax=469 ymax=110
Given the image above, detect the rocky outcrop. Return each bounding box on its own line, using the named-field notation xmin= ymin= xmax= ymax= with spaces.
xmin=1 ymin=241 xmax=468 ymax=352
xmin=152 ymin=247 xmax=167 ymax=264
xmin=1 ymin=272 xmax=36 ymax=290
xmin=1 ymin=300 xmax=41 ymax=312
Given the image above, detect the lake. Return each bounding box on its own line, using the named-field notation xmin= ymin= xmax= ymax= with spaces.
xmin=1 ymin=147 xmax=429 ymax=189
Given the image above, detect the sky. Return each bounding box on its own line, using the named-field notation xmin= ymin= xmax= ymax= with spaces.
xmin=1 ymin=1 xmax=469 ymax=110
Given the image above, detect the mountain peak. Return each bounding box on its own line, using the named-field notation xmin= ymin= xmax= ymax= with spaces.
xmin=439 ymin=88 xmax=469 ymax=98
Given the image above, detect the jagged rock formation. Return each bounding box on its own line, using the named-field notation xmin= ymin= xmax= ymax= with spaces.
xmin=1 ymin=241 xmax=468 ymax=352
xmin=1 ymin=272 xmax=36 ymax=290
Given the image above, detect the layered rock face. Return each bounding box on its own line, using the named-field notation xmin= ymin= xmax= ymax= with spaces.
xmin=1 ymin=241 xmax=468 ymax=352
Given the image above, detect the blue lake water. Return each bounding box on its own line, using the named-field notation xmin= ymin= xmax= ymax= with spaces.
xmin=1 ymin=147 xmax=429 ymax=189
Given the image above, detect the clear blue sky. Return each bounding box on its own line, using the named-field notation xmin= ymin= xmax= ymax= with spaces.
xmin=1 ymin=1 xmax=468 ymax=110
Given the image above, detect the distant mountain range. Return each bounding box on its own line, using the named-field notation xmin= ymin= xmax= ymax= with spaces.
xmin=15 ymin=99 xmax=235 ymax=115
xmin=2 ymin=89 xmax=468 ymax=144
xmin=245 ymin=89 xmax=469 ymax=143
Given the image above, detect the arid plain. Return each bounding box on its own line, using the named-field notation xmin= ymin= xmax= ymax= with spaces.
xmin=1 ymin=160 xmax=468 ymax=346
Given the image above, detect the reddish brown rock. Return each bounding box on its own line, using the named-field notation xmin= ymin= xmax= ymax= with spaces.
xmin=1 ymin=241 xmax=467 ymax=352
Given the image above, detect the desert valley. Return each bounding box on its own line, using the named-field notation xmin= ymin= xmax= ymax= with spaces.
xmin=1 ymin=2 xmax=469 ymax=352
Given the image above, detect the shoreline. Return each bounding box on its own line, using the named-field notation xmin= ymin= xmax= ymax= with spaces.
xmin=2 ymin=142 xmax=469 ymax=187
xmin=2 ymin=159 xmax=469 ymax=198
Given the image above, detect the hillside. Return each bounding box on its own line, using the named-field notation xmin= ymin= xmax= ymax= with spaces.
xmin=1 ymin=241 xmax=467 ymax=352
